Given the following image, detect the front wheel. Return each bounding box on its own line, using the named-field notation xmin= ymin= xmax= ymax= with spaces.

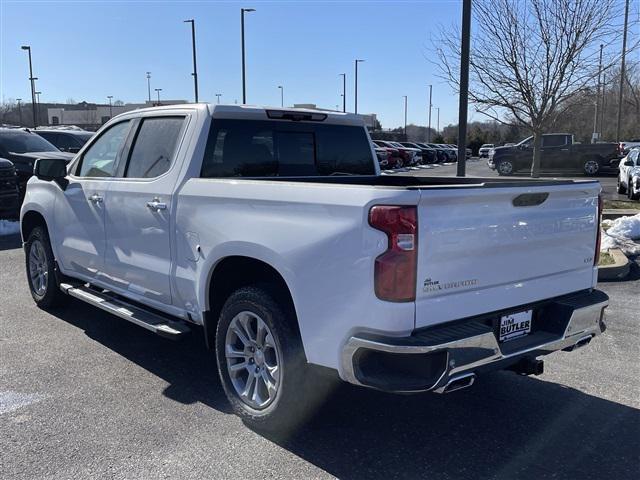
xmin=629 ymin=177 xmax=640 ymax=201
xmin=496 ymin=160 xmax=514 ymax=175
xmin=24 ymin=226 xmax=67 ymax=308
xmin=617 ymin=175 xmax=627 ymax=194
xmin=583 ymin=159 xmax=600 ymax=176
xmin=215 ymin=285 xmax=333 ymax=434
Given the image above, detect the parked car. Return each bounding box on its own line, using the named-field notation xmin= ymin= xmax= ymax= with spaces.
xmin=0 ymin=128 xmax=75 ymax=198
xmin=0 ymin=158 xmax=19 ymax=219
xmin=479 ymin=144 xmax=494 ymax=158
xmin=421 ymin=143 xmax=449 ymax=163
xmin=35 ymin=129 xmax=94 ymax=153
xmin=374 ymin=147 xmax=390 ymax=169
xmin=372 ymin=140 xmax=403 ymax=168
xmin=21 ymin=104 xmax=608 ymax=432
xmin=619 ymin=139 xmax=640 ymax=156
xmin=491 ymin=133 xmax=619 ymax=176
xmin=386 ymin=141 xmax=421 ymax=166
xmin=617 ymin=147 xmax=640 ymax=200
xmin=400 ymin=142 xmax=437 ymax=164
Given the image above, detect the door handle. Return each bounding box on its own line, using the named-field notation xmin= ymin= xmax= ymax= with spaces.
xmin=561 ymin=148 xmax=569 ymax=151
xmin=88 ymin=194 xmax=103 ymax=204
xmin=146 ymin=198 xmax=167 ymax=211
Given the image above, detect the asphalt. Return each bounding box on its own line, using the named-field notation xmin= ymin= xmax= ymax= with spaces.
xmin=1 ymin=166 xmax=639 ymax=479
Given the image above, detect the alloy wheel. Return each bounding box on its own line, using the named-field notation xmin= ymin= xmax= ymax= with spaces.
xmin=28 ymin=239 xmax=48 ymax=297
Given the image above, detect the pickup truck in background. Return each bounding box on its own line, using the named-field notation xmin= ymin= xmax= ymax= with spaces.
xmin=21 ymin=104 xmax=608 ymax=432
xmin=490 ymin=133 xmax=619 ymax=176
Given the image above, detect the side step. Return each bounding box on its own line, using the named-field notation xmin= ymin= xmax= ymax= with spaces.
xmin=60 ymin=283 xmax=191 ymax=340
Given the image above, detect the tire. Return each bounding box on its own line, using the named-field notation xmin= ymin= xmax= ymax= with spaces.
xmin=215 ymin=285 xmax=334 ymax=435
xmin=496 ymin=160 xmax=514 ymax=176
xmin=583 ymin=158 xmax=600 ymax=176
xmin=629 ymin=177 xmax=640 ymax=201
xmin=617 ymin=175 xmax=627 ymax=194
xmin=24 ymin=226 xmax=67 ymax=308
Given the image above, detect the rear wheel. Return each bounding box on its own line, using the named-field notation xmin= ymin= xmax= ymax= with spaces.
xmin=617 ymin=175 xmax=627 ymax=194
xmin=25 ymin=226 xmax=67 ymax=308
xmin=497 ymin=160 xmax=514 ymax=175
xmin=215 ymin=285 xmax=334 ymax=434
xmin=629 ymin=177 xmax=640 ymax=200
xmin=583 ymin=159 xmax=600 ymax=176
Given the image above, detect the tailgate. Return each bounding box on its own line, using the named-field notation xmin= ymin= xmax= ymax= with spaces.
xmin=414 ymin=182 xmax=600 ymax=329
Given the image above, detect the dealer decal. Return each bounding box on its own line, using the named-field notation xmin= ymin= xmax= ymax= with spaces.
xmin=423 ymin=277 xmax=478 ymax=293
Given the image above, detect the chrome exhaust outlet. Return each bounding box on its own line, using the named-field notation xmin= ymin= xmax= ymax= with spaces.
xmin=434 ymin=373 xmax=476 ymax=394
xmin=574 ymin=335 xmax=592 ymax=349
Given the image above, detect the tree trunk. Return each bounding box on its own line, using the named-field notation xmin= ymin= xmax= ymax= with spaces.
xmin=530 ymin=131 xmax=543 ymax=178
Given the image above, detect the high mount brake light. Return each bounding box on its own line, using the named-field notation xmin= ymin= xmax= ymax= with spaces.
xmin=369 ymin=205 xmax=418 ymax=302
xmin=266 ymin=110 xmax=328 ymax=122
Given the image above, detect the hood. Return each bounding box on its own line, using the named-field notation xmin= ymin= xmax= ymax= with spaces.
xmin=492 ymin=145 xmax=516 ymax=156
xmin=0 ymin=157 xmax=15 ymax=169
xmin=10 ymin=151 xmax=75 ymax=162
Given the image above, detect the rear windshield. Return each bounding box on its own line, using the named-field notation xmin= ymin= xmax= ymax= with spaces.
xmin=201 ymin=120 xmax=375 ymax=177
xmin=0 ymin=131 xmax=59 ymax=153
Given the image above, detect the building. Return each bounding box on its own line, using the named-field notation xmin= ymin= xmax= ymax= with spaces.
xmin=47 ymin=100 xmax=187 ymax=130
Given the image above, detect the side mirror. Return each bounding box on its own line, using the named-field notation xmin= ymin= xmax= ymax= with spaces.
xmin=624 ymin=160 xmax=634 ymax=166
xmin=34 ymin=158 xmax=68 ymax=189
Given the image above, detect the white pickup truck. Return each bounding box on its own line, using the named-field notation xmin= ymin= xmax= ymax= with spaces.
xmin=21 ymin=104 xmax=608 ymax=432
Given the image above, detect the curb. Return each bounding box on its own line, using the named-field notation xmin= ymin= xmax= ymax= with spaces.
xmin=602 ymin=209 xmax=639 ymax=221
xmin=598 ymin=248 xmax=631 ymax=281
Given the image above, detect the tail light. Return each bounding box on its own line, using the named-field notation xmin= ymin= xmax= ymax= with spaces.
xmin=369 ymin=206 xmax=417 ymax=302
xmin=594 ymin=194 xmax=603 ymax=266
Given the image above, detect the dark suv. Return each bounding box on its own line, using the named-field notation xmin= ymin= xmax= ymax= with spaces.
xmin=0 ymin=158 xmax=19 ymax=219
xmin=35 ymin=129 xmax=94 ymax=153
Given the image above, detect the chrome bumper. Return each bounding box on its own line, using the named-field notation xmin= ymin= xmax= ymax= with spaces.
xmin=341 ymin=290 xmax=608 ymax=393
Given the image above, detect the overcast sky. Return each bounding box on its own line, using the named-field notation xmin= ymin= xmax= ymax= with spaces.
xmin=1 ymin=1 xmax=473 ymax=129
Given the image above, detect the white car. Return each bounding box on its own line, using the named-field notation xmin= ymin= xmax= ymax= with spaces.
xmin=478 ymin=143 xmax=494 ymax=158
xmin=21 ymin=104 xmax=608 ymax=432
xmin=617 ymin=147 xmax=640 ymax=200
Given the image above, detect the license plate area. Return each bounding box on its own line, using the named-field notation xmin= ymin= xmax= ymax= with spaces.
xmin=498 ymin=310 xmax=532 ymax=342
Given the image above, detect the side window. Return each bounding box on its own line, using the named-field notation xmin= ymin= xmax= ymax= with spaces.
xmin=125 ymin=117 xmax=185 ymax=178
xmin=77 ymin=121 xmax=130 ymax=178
xmin=542 ymin=135 xmax=567 ymax=147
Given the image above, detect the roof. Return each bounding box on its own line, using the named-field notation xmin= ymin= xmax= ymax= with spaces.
xmin=210 ymin=104 xmax=365 ymax=126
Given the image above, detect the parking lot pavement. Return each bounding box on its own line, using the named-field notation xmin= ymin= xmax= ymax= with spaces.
xmin=1 ymin=239 xmax=639 ymax=479
xmin=394 ymin=158 xmax=622 ymax=201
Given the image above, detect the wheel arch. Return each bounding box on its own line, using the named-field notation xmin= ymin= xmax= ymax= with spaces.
xmin=21 ymin=210 xmax=49 ymax=243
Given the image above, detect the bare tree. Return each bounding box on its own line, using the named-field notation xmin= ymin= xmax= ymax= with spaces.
xmin=434 ymin=0 xmax=620 ymax=177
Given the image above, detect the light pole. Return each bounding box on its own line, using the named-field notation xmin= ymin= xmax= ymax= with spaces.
xmin=241 ymin=8 xmax=255 ymax=104
xmin=107 ymin=95 xmax=113 ymax=118
xmin=457 ymin=0 xmax=471 ymax=177
xmin=354 ymin=59 xmax=364 ymax=114
xmin=593 ymin=44 xmax=603 ymax=141
xmin=436 ymin=107 xmax=440 ymax=134
xmin=21 ymin=45 xmax=38 ymax=127
xmin=215 ymin=93 xmax=222 ymax=104
xmin=403 ymin=95 xmax=408 ymax=137
xmin=35 ymin=91 xmax=42 ymax=126
xmin=155 ymin=88 xmax=162 ymax=105
xmin=278 ymin=85 xmax=284 ymax=107
xmin=339 ymin=73 xmax=346 ymax=112
xmin=427 ymin=84 xmax=433 ymax=143
xmin=616 ymin=0 xmax=630 ymax=142
xmin=16 ymin=99 xmax=23 ymax=126
xmin=146 ymin=72 xmax=152 ymax=103
xmin=184 ymin=19 xmax=199 ymax=102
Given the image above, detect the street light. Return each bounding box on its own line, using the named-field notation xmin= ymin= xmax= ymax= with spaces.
xmin=184 ymin=19 xmax=199 ymax=103
xmin=215 ymin=93 xmax=222 ymax=104
xmin=278 ymin=85 xmax=283 ymax=107
xmin=21 ymin=45 xmax=38 ymax=127
xmin=107 ymin=95 xmax=113 ymax=118
xmin=403 ymin=96 xmax=408 ymax=137
xmin=354 ymin=59 xmax=364 ymax=114
xmin=146 ymin=72 xmax=152 ymax=103
xmin=427 ymin=84 xmax=433 ymax=142
xmin=241 ymin=8 xmax=256 ymax=104
xmin=339 ymin=73 xmax=346 ymax=112
xmin=16 ymin=99 xmax=23 ymax=126
xmin=155 ymin=88 xmax=162 ymax=105
xmin=35 ymin=91 xmax=42 ymax=125
xmin=436 ymin=107 xmax=440 ymax=134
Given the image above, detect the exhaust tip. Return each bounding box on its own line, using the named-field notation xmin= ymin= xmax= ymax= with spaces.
xmin=438 ymin=373 xmax=476 ymax=394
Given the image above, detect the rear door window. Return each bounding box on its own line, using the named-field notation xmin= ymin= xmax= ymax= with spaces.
xmin=543 ymin=135 xmax=568 ymax=147
xmin=201 ymin=120 xmax=375 ymax=177
xmin=125 ymin=117 xmax=185 ymax=178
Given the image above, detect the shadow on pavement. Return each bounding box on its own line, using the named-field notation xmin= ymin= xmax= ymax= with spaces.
xmin=46 ymin=297 xmax=640 ymax=480
xmin=0 ymin=233 xmax=21 ymax=251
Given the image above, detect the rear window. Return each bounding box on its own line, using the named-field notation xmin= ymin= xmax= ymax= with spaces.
xmin=201 ymin=120 xmax=375 ymax=177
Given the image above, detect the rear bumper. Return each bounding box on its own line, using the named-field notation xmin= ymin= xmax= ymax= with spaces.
xmin=341 ymin=289 xmax=608 ymax=393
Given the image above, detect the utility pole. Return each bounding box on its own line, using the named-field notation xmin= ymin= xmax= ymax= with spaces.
xmin=278 ymin=85 xmax=284 ymax=107
xmin=146 ymin=72 xmax=152 ymax=103
xmin=215 ymin=93 xmax=222 ymax=104
xmin=593 ymin=44 xmax=604 ymax=142
xmin=339 ymin=73 xmax=346 ymax=112
xmin=427 ymin=84 xmax=432 ymax=142
xmin=354 ymin=59 xmax=364 ymax=114
xmin=184 ymin=19 xmax=199 ymax=102
xmin=403 ymin=96 xmax=408 ymax=137
xmin=21 ymin=45 xmax=37 ymax=127
xmin=456 ymin=0 xmax=471 ymax=177
xmin=107 ymin=95 xmax=113 ymax=118
xmin=436 ymin=107 xmax=440 ymax=134
xmin=241 ymin=8 xmax=256 ymax=104
xmin=155 ymin=88 xmax=162 ymax=105
xmin=601 ymin=73 xmax=607 ymax=138
xmin=16 ymin=99 xmax=23 ymax=126
xmin=616 ymin=0 xmax=630 ymax=142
